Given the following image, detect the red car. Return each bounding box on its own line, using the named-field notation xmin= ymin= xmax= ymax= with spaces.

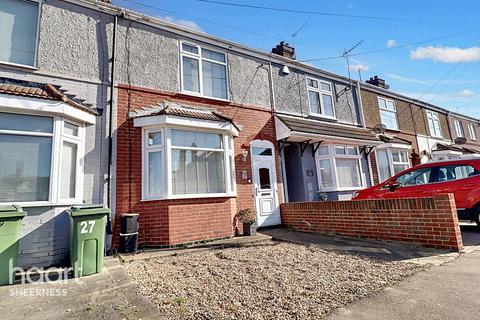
xmin=353 ymin=158 xmax=480 ymax=225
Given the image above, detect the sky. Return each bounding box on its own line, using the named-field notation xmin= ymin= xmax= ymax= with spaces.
xmin=112 ymin=0 xmax=480 ymax=118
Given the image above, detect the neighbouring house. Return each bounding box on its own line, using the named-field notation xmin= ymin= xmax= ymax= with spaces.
xmin=271 ymin=44 xmax=381 ymax=202
xmin=0 ymin=0 xmax=111 ymax=268
xmin=437 ymin=112 xmax=480 ymax=160
xmin=360 ymin=76 xmax=457 ymax=184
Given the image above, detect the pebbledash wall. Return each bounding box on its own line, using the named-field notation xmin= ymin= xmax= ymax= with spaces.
xmin=114 ymin=85 xmax=282 ymax=247
xmin=0 ymin=0 xmax=111 ymax=268
xmin=280 ymin=193 xmax=463 ymax=251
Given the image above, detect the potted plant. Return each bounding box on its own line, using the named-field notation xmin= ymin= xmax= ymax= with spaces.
xmin=236 ymin=208 xmax=257 ymax=236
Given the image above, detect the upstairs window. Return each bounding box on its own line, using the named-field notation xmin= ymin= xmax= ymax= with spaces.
xmin=0 ymin=0 xmax=39 ymax=66
xmin=427 ymin=111 xmax=442 ymax=138
xmin=454 ymin=119 xmax=465 ymax=138
xmin=378 ymin=97 xmax=399 ymax=130
xmin=468 ymin=123 xmax=478 ymax=141
xmin=307 ymin=78 xmax=335 ymax=118
xmin=180 ymin=42 xmax=228 ymax=100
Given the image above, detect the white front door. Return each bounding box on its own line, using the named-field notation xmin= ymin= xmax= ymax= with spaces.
xmin=251 ymin=140 xmax=280 ymax=227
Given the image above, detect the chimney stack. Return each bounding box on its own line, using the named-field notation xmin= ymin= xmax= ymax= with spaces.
xmin=271 ymin=41 xmax=296 ymax=60
xmin=366 ymin=76 xmax=389 ymax=89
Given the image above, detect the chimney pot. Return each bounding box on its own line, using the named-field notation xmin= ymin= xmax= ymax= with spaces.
xmin=272 ymin=42 xmax=296 ymax=60
xmin=366 ymin=76 xmax=389 ymax=89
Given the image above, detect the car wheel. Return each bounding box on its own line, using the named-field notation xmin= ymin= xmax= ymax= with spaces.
xmin=474 ymin=207 xmax=480 ymax=228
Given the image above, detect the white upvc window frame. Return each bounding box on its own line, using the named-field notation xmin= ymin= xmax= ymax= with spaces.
xmin=375 ymin=147 xmax=411 ymax=183
xmin=179 ymin=41 xmax=229 ymax=101
xmin=468 ymin=123 xmax=478 ymax=141
xmin=427 ymin=110 xmax=443 ymax=138
xmin=377 ymin=97 xmax=399 ymax=130
xmin=141 ymin=125 xmax=236 ymax=201
xmin=0 ymin=112 xmax=85 ymax=206
xmin=315 ymin=144 xmax=364 ymax=192
xmin=454 ymin=119 xmax=465 ymax=138
xmin=306 ymin=77 xmax=336 ymax=119
xmin=0 ymin=0 xmax=41 ymax=68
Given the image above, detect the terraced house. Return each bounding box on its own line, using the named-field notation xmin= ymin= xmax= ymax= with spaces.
xmin=1 ymin=0 xmax=479 ymax=266
xmin=271 ymin=43 xmax=380 ymax=202
xmin=0 ymin=0 xmax=111 ymax=268
xmin=359 ymin=76 xmax=475 ymax=184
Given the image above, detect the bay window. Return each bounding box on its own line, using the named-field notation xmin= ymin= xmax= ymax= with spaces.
xmin=307 ymin=78 xmax=335 ymax=118
xmin=180 ymin=42 xmax=228 ymax=100
xmin=315 ymin=145 xmax=363 ymax=191
xmin=142 ymin=127 xmax=236 ymax=200
xmin=376 ymin=148 xmax=410 ymax=182
xmin=0 ymin=0 xmax=40 ymax=66
xmin=0 ymin=112 xmax=84 ymax=204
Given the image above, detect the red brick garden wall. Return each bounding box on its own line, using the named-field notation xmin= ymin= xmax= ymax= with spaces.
xmin=280 ymin=194 xmax=463 ymax=251
xmin=114 ymin=85 xmax=282 ymax=248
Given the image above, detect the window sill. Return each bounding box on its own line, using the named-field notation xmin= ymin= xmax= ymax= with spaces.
xmin=308 ymin=114 xmax=337 ymax=122
xmin=319 ymin=187 xmax=364 ymax=193
xmin=141 ymin=193 xmax=237 ymax=202
xmin=0 ymin=201 xmax=84 ymax=208
xmin=178 ymin=90 xmax=230 ymax=104
xmin=385 ymin=128 xmax=402 ymax=133
xmin=0 ymin=61 xmax=38 ymax=72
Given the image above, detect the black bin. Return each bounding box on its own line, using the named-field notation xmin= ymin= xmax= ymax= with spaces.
xmin=120 ymin=213 xmax=139 ymax=253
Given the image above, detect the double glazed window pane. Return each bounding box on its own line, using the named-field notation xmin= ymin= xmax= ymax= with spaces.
xmin=322 ymin=94 xmax=334 ymax=117
xmin=336 ymin=159 xmax=361 ymax=188
xmin=202 ymin=60 xmax=227 ymax=99
xmin=0 ymin=134 xmax=52 ymax=202
xmin=171 ymin=149 xmax=225 ymax=195
xmin=0 ymin=112 xmax=53 ymax=133
xmin=148 ymin=151 xmax=163 ymax=195
xmin=380 ymin=109 xmax=398 ymax=130
xmin=0 ymin=0 xmax=38 ymax=66
xmin=182 ymin=56 xmax=200 ymax=92
xmin=171 ymin=129 xmax=222 ymax=149
xmin=309 ymin=91 xmax=320 ymax=114
xmin=202 ymin=49 xmax=226 ymax=63
xmin=376 ymin=149 xmax=391 ymax=182
xmin=60 ymin=141 xmax=77 ymax=199
xmin=318 ymin=159 xmax=333 ymax=189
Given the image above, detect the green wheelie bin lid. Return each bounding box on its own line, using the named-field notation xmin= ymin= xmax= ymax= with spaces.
xmin=70 ymin=205 xmax=110 ymax=217
xmin=0 ymin=205 xmax=26 ymax=219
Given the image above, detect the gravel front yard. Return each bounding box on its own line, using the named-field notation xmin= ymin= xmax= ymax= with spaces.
xmin=126 ymin=241 xmax=421 ymax=319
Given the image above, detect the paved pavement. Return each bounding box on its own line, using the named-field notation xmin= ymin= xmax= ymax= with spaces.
xmin=328 ymin=249 xmax=480 ymax=320
xmin=0 ymin=257 xmax=160 ymax=320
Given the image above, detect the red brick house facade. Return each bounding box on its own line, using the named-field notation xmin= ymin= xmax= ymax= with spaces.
xmin=114 ymin=85 xmax=282 ymax=248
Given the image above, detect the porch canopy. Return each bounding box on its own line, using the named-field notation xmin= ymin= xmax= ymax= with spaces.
xmin=275 ymin=114 xmax=382 ymax=150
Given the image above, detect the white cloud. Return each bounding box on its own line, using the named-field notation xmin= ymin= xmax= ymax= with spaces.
xmin=410 ymin=46 xmax=480 ymax=63
xmin=161 ymin=16 xmax=203 ymax=32
xmin=349 ymin=63 xmax=369 ymax=72
xmin=385 ymin=73 xmax=429 ymax=85
xmin=455 ymin=89 xmax=476 ymax=97
xmin=386 ymin=39 xmax=396 ymax=48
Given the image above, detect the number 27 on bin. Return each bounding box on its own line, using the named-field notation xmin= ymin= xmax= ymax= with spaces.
xmin=80 ymin=221 xmax=96 ymax=234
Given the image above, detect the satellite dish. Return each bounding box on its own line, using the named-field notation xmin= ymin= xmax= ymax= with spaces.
xmin=373 ymin=124 xmax=386 ymax=134
xmin=454 ymin=137 xmax=467 ymax=145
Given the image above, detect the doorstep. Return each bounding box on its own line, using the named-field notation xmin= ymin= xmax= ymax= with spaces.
xmin=117 ymin=233 xmax=273 ymax=262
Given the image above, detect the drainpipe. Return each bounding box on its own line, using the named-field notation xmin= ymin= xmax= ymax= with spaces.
xmin=107 ymin=15 xmax=118 ymax=209
xmin=446 ymin=111 xmax=454 ymax=144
